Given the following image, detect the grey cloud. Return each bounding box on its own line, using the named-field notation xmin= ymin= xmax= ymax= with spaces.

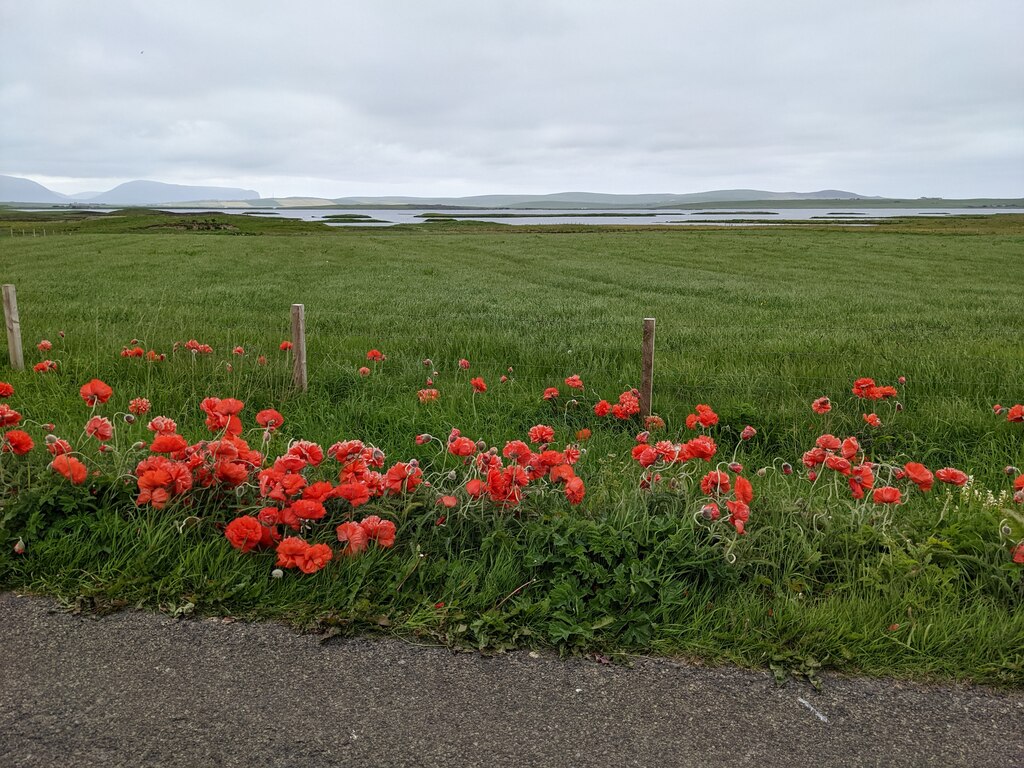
xmin=1 ymin=0 xmax=1021 ymax=197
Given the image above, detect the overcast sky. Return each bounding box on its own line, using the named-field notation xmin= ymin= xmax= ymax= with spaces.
xmin=1 ymin=1 xmax=1021 ymax=198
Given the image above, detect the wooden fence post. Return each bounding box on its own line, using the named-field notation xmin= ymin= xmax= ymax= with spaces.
xmin=639 ymin=317 xmax=656 ymax=419
xmin=3 ymin=284 xmax=25 ymax=371
xmin=291 ymin=303 xmax=307 ymax=392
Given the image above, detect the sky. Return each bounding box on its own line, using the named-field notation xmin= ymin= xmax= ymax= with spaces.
xmin=1 ymin=0 xmax=1022 ymax=199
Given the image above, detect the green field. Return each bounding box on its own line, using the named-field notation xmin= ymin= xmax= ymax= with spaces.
xmin=1 ymin=210 xmax=1023 ymax=684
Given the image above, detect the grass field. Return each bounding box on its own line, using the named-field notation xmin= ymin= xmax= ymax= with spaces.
xmin=1 ymin=210 xmax=1023 ymax=684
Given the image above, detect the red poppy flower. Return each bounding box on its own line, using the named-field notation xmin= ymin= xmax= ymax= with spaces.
xmin=458 ymin=358 xmax=470 ymax=370
xmin=576 ymin=428 xmax=591 ymax=441
xmin=863 ymin=413 xmax=882 ymax=427
xmin=47 ymin=437 xmax=73 ymax=456
xmin=1007 ymin=405 xmax=1024 ymax=423
xmin=358 ymin=366 xmax=371 ymax=376
xmin=366 ymin=349 xmax=384 ymax=361
xmin=2 ymin=430 xmax=33 ymax=455
xmin=593 ymin=400 xmax=611 ymax=417
xmin=684 ymin=435 xmax=717 ymax=462
xmin=528 ymin=425 xmax=555 ymax=445
xmin=825 ymin=455 xmax=852 ymax=475
xmin=466 ymin=478 xmax=486 ymax=497
xmin=542 ymin=387 xmax=559 ymax=400
xmin=802 ymin=447 xmax=826 ymax=468
xmin=33 ymin=360 xmax=57 ymax=373
xmin=276 ymin=536 xmax=310 ymax=568
xmin=256 ymin=409 xmax=284 ymax=430
xmin=734 ymin=475 xmax=754 ymax=505
xmin=438 ymin=495 xmax=458 ymax=508
xmin=470 ymin=377 xmax=487 ymax=393
xmin=37 ymin=339 xmax=52 ymax=351
xmin=564 ymin=375 xmax=584 ymax=390
xmin=449 ymin=436 xmax=476 ymax=457
xmin=288 ymin=440 xmax=324 ymax=466
xmin=417 ymin=388 xmax=439 ymax=403
xmin=150 ymin=433 xmax=187 ymax=453
xmin=811 ymin=397 xmax=831 ymax=414
xmin=1013 ymin=543 xmax=1024 ymax=564
xmin=383 ymin=462 xmax=422 ymax=494
xmin=129 ymin=397 xmax=151 ymax=415
xmin=280 ymin=341 xmax=293 ymax=351
xmin=904 ymin=462 xmax=933 ymax=491
xmin=694 ymin=404 xmax=718 ymax=428
xmin=336 ymin=521 xmax=369 ymax=555
xmin=51 ymin=454 xmax=87 ymax=485
xmin=841 ymin=437 xmax=860 ymax=460
xmin=935 ymin=467 xmax=968 ymax=486
xmin=816 ymin=434 xmax=841 ymax=451
xmin=225 ymin=516 xmax=264 ymax=553
xmin=147 ymin=416 xmax=178 ymax=435
xmin=848 ymin=463 xmax=875 ymax=499
xmin=727 ymin=500 xmax=750 ymax=534
xmin=360 ymin=515 xmax=397 ymax=547
xmin=565 ymin=476 xmax=585 ymax=505
xmin=0 ymin=404 xmax=21 ymax=427
xmin=872 ymin=486 xmax=902 ymax=504
xmin=700 ymin=470 xmax=730 ymax=496
xmin=85 ymin=416 xmax=113 ymax=441
xmin=0 ymin=382 xmax=13 ymax=398
xmin=299 ymin=543 xmax=334 ymax=574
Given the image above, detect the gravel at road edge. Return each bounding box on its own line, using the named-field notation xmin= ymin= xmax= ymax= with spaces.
xmin=0 ymin=592 xmax=1020 ymax=767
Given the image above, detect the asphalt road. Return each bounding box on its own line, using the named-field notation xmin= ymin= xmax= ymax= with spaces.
xmin=0 ymin=592 xmax=1021 ymax=767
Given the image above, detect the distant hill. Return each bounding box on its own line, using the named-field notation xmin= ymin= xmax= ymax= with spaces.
xmin=88 ymin=180 xmax=259 ymax=205
xmin=0 ymin=175 xmax=68 ymax=203
xmin=0 ymin=175 xmax=259 ymax=205
xmin=329 ymin=189 xmax=881 ymax=209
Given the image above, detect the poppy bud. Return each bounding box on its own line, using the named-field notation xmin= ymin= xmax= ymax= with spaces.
xmin=13 ymin=538 xmax=25 ymax=554
xmin=423 ymin=359 xmax=432 ymax=367
xmin=43 ymin=423 xmax=55 ymax=431
xmin=782 ymin=462 xmax=793 ymax=475
xmin=569 ymin=399 xmax=578 ymax=407
xmin=58 ymin=330 xmax=65 ymax=338
xmin=728 ymin=462 xmax=743 ymax=473
xmin=525 ymin=465 xmax=534 ymax=474
xmin=894 ymin=402 xmax=904 ymax=412
xmin=476 ymin=440 xmax=486 ymax=451
xmin=1002 ymin=525 xmax=1012 ymax=536
xmin=447 ymin=470 xmax=457 ymax=481
xmin=807 ymin=470 xmax=818 ymax=482
xmin=757 ymin=467 xmax=767 ymax=477
xmin=262 ymin=431 xmax=272 ymax=443
xmin=131 ymin=339 xmax=139 ymax=345
xmin=1005 ymin=466 xmax=1019 ymax=476
xmin=408 ymin=458 xmax=419 ymax=469
xmin=500 ymin=375 xmax=508 ymax=383
xmin=488 ymin=446 xmax=498 ymax=455
xmin=131 ymin=441 xmax=146 ymax=451
xmin=426 ymin=378 xmax=433 ymax=386
xmin=898 ymin=376 xmax=906 ymax=384
xmin=740 ymin=425 xmax=757 ymax=441
xmin=1015 ymin=490 xmax=1024 ymax=504
xmin=98 ymin=444 xmax=111 ymax=453
xmin=271 ymin=568 xmax=284 ymax=579
xmin=508 ymin=367 xmax=513 ymax=373
xmin=124 ymin=413 xmax=136 ymax=424
xmin=372 ymin=449 xmax=385 ymax=463
xmin=994 ymin=404 xmax=1004 ymax=415
xmin=45 ymin=434 xmax=57 ymax=445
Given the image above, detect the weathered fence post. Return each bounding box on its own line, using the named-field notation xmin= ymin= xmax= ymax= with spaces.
xmin=639 ymin=317 xmax=656 ymax=419
xmin=291 ymin=303 xmax=307 ymax=392
xmin=3 ymin=284 xmax=25 ymax=371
